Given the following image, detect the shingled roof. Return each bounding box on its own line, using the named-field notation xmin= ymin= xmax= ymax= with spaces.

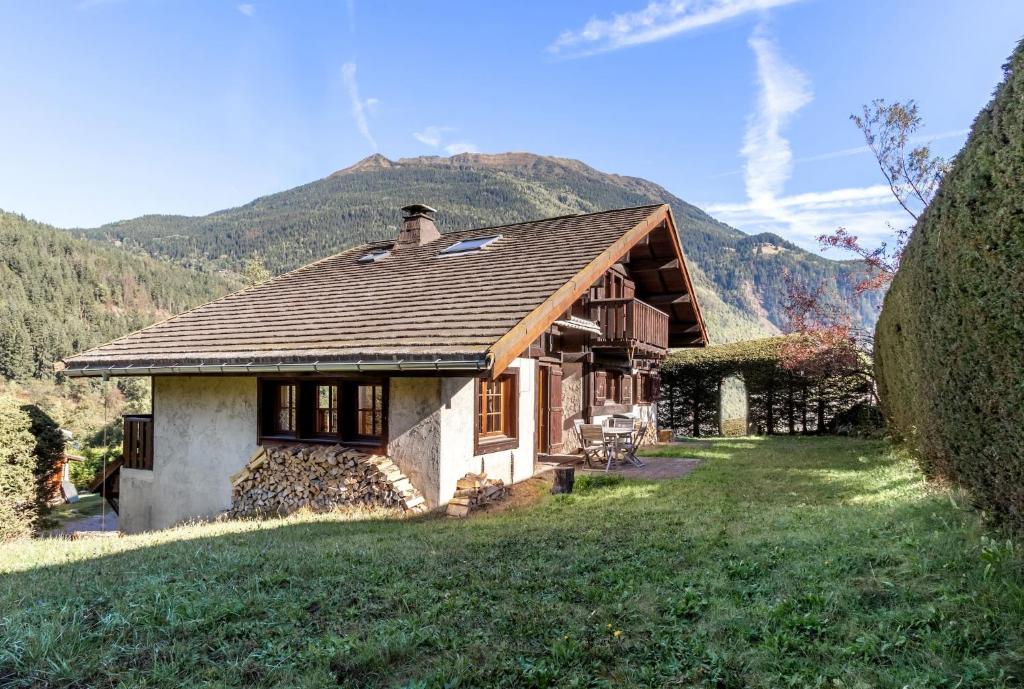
xmin=63 ymin=204 xmax=706 ymax=377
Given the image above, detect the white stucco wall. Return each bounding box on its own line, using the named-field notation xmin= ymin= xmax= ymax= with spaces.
xmin=388 ymin=360 xmax=537 ymax=507
xmin=439 ymin=359 xmax=536 ymax=501
xmin=387 ymin=377 xmax=444 ymax=506
xmin=120 ymin=365 xmax=541 ymax=528
xmin=120 ymin=376 xmax=258 ymax=533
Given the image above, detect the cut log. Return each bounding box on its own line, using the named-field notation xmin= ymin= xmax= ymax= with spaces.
xmin=228 ymin=444 xmax=428 ymax=519
xmin=551 ymin=466 xmax=575 ymax=494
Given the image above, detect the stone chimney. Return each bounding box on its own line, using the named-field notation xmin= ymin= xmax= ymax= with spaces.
xmin=395 ymin=204 xmax=440 ymax=249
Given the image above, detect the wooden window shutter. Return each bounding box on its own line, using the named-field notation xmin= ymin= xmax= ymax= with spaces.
xmin=621 ymin=373 xmax=632 ymax=405
xmin=594 ymin=370 xmax=606 ymax=405
xmin=548 ymin=366 xmax=564 ymax=452
xmin=650 ymin=372 xmax=662 ymax=401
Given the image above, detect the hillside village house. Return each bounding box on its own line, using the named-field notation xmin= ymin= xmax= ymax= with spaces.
xmin=63 ymin=204 xmax=707 ymax=532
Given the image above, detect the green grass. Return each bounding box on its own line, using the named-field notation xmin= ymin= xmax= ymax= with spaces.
xmin=1 ymin=437 xmax=1021 ymax=688
xmin=43 ymin=492 xmax=106 ymax=529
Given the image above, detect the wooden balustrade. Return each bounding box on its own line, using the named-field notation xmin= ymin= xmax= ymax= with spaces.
xmin=589 ymin=298 xmax=669 ymax=355
xmin=123 ymin=414 xmax=154 ymax=470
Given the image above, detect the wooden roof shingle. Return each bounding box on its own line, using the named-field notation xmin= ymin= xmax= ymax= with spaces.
xmin=63 ymin=204 xmax=705 ymax=375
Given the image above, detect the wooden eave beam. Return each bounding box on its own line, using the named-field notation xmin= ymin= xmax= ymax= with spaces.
xmin=647 ymin=293 xmax=692 ymax=306
xmin=659 ymin=209 xmax=709 ymax=347
xmin=629 ymin=258 xmax=679 ymax=273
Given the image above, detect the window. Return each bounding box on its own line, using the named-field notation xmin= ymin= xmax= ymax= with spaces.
xmin=474 ymin=371 xmax=518 ymax=453
xmin=357 ymin=384 xmax=383 ymax=437
xmin=635 ymin=373 xmax=649 ymax=404
xmin=604 ymin=372 xmax=621 ymax=404
xmin=358 ymin=249 xmax=390 ymax=263
xmin=259 ymin=378 xmax=387 ymax=446
xmin=274 ymin=384 xmax=297 ymax=435
xmin=315 ymin=384 xmax=338 ymax=435
xmin=440 ymin=234 xmax=501 ymax=255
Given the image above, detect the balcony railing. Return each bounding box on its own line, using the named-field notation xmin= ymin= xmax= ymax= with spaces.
xmin=123 ymin=414 xmax=154 ymax=470
xmin=589 ymin=298 xmax=669 ymax=355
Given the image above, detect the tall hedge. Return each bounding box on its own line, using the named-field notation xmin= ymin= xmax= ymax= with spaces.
xmin=875 ymin=42 xmax=1024 ymax=531
xmin=660 ymin=336 xmax=872 ymax=436
xmin=23 ymin=404 xmax=65 ymax=506
xmin=0 ymin=395 xmax=37 ymax=540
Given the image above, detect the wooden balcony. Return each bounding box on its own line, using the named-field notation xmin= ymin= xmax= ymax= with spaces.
xmin=589 ymin=297 xmax=670 ymax=356
xmin=123 ymin=414 xmax=154 ymax=471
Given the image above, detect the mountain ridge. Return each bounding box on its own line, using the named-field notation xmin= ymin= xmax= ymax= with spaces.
xmin=76 ymin=151 xmax=881 ymax=343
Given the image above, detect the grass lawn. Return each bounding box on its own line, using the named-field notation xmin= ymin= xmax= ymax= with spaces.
xmin=42 ymin=492 xmax=107 ymax=530
xmin=2 ymin=437 xmax=1022 ymax=688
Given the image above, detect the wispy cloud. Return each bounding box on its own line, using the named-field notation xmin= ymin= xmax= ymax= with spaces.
xmin=444 ymin=142 xmax=479 ymax=155
xmin=702 ymin=25 xmax=948 ymax=253
xmin=708 ymin=128 xmax=969 ymax=178
xmin=341 ymin=62 xmax=377 ymax=150
xmin=237 ymin=3 xmax=255 ymax=17
xmin=346 ymin=0 xmax=356 ymax=32
xmin=413 ymin=125 xmax=478 ymax=156
xmin=796 ymin=128 xmax=969 ymax=165
xmin=702 ymin=25 xmax=910 ymax=252
xmin=741 ymin=25 xmax=812 ymax=208
xmin=549 ymin=0 xmax=801 ymax=57
xmin=705 ymin=184 xmax=907 ymax=249
xmin=413 ymin=126 xmax=453 ymax=148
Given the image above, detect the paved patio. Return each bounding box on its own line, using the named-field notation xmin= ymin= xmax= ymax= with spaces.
xmin=578 ymin=456 xmax=702 ymax=479
xmin=538 ymin=455 xmax=702 ymax=480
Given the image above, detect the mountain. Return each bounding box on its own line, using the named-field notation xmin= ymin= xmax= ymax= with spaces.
xmin=0 ymin=211 xmax=236 ymax=379
xmin=77 ymin=152 xmax=882 ymax=343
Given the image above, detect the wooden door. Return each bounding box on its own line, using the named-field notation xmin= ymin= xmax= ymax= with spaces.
xmin=549 ymin=367 xmax=564 ymax=452
xmin=535 ymin=366 xmax=549 ymax=454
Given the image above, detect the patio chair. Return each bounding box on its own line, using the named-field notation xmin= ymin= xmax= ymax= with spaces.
xmin=578 ymin=423 xmax=610 ymax=469
xmin=617 ymin=420 xmax=649 ymax=467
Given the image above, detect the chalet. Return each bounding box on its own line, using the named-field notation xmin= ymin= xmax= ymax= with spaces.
xmin=62 ymin=204 xmax=707 ymax=532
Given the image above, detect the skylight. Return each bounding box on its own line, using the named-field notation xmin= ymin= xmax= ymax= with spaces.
xmin=357 ymin=249 xmax=391 ymax=263
xmin=440 ymin=234 xmax=502 ymax=255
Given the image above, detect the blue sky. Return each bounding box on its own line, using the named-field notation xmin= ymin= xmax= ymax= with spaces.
xmin=1 ymin=1 xmax=1021 ymax=253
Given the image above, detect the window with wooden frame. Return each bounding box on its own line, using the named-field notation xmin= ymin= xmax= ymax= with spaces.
xmin=273 ymin=383 xmax=298 ymax=436
xmin=634 ymin=373 xmax=649 ymax=404
xmin=259 ymin=378 xmax=387 ymax=447
xmin=315 ymin=384 xmax=339 ymax=435
xmin=356 ymin=384 xmax=384 ymax=438
xmin=474 ymin=370 xmax=518 ymax=453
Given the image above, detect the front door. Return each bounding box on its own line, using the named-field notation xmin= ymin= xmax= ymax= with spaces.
xmin=535 ymin=365 xmax=564 ymax=455
xmin=536 ymin=365 xmax=549 ymax=454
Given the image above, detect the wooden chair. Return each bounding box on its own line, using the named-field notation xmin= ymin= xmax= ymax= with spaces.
xmin=618 ymin=420 xmax=648 ymax=467
xmin=578 ymin=423 xmax=609 ymax=469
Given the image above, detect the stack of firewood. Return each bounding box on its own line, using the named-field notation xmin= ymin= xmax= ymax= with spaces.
xmin=228 ymin=444 xmax=426 ymax=518
xmin=446 ymin=473 xmax=506 ymax=517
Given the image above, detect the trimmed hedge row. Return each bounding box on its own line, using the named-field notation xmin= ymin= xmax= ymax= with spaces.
xmin=660 ymin=337 xmax=872 ymax=436
xmin=875 ymin=42 xmax=1024 ymax=531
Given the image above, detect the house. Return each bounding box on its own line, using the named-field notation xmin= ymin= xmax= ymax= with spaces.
xmin=62 ymin=204 xmax=707 ymax=532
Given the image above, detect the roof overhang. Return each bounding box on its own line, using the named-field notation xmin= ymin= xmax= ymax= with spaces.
xmin=485 ymin=204 xmax=708 ymax=376
xmin=62 ymin=357 xmax=490 ymax=378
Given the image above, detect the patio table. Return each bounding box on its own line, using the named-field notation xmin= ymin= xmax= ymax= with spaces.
xmin=602 ymin=426 xmax=637 ymax=470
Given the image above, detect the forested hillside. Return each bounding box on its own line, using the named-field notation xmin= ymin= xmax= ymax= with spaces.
xmin=0 ymin=211 xmax=236 ymax=380
xmin=80 ymin=153 xmax=882 ymax=340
